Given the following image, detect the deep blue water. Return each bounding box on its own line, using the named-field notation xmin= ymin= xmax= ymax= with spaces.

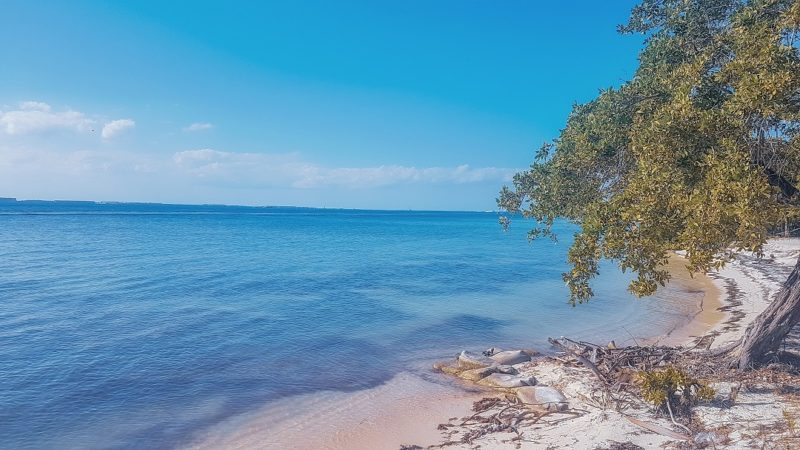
xmin=0 ymin=201 xmax=697 ymax=449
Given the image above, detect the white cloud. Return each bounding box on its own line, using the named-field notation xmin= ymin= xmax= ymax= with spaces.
xmin=0 ymin=101 xmax=95 ymax=135
xmin=0 ymin=101 xmax=138 ymax=140
xmin=19 ymin=101 xmax=52 ymax=112
xmin=0 ymin=146 xmax=150 ymax=175
xmin=183 ymin=122 xmax=214 ymax=132
xmin=295 ymin=164 xmax=515 ymax=188
xmin=101 ymin=119 xmax=135 ymax=139
xmin=173 ymin=149 xmax=517 ymax=189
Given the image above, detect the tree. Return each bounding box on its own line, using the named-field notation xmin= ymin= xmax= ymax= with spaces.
xmin=499 ymin=0 xmax=800 ymax=368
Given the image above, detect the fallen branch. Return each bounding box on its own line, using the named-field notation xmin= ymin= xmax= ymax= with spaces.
xmin=665 ymin=398 xmax=693 ymax=435
xmin=549 ymin=337 xmax=609 ymax=385
xmin=624 ymin=415 xmax=691 ymax=441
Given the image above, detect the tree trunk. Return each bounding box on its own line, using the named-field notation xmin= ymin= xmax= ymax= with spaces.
xmin=784 ymin=214 xmax=790 ymax=238
xmin=735 ymin=255 xmax=800 ymax=368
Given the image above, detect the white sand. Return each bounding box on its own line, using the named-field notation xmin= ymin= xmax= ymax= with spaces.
xmin=689 ymin=238 xmax=800 ymax=449
xmin=705 ymin=238 xmax=800 ymax=350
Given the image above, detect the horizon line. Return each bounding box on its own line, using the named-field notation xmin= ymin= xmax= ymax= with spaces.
xmin=0 ymin=196 xmax=503 ymax=214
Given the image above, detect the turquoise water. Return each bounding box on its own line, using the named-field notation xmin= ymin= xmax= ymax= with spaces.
xmin=0 ymin=201 xmax=698 ymax=449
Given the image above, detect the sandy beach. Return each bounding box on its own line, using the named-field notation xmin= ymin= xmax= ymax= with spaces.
xmin=187 ymin=372 xmax=491 ymax=450
xmin=186 ymin=238 xmax=800 ymax=450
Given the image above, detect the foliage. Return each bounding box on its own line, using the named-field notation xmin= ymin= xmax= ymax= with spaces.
xmin=637 ymin=366 xmax=715 ymax=416
xmin=499 ymin=0 xmax=800 ymax=305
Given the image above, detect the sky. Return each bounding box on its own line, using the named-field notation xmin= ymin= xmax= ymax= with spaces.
xmin=0 ymin=1 xmax=643 ymax=210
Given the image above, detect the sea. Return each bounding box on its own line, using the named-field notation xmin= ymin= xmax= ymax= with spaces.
xmin=0 ymin=201 xmax=703 ymax=449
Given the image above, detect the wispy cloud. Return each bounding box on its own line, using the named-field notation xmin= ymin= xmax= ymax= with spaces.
xmin=183 ymin=122 xmax=214 ymax=132
xmin=0 ymin=146 xmax=151 ymax=175
xmin=101 ymin=119 xmax=135 ymax=139
xmin=295 ymin=164 xmax=515 ymax=188
xmin=0 ymin=101 xmax=95 ymax=135
xmin=19 ymin=101 xmax=52 ymax=112
xmin=173 ymin=149 xmax=517 ymax=189
xmin=0 ymin=144 xmax=514 ymax=208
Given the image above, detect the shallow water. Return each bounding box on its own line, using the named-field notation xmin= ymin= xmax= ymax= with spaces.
xmin=0 ymin=201 xmax=700 ymax=449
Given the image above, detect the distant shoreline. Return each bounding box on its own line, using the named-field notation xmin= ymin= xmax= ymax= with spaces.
xmin=0 ymin=196 xmax=501 ymax=214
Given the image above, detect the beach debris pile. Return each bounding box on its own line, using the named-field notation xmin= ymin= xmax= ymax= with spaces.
xmin=429 ymin=337 xmax=800 ymax=449
xmin=430 ymin=392 xmax=584 ymax=448
xmin=431 ymin=345 xmax=596 ymax=447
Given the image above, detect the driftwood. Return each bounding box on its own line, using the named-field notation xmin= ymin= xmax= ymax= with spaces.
xmin=546 ymin=336 xmax=719 ymax=432
xmin=548 ymin=337 xmax=609 ymax=384
xmin=624 ymin=416 xmax=691 ymax=441
xmin=697 ymin=340 xmax=740 ymax=357
xmin=547 ymin=336 xmax=703 ymax=384
xmin=430 ymin=395 xmax=582 ymax=448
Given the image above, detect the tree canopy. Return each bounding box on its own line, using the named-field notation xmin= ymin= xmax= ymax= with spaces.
xmin=500 ymin=0 xmax=800 ymax=306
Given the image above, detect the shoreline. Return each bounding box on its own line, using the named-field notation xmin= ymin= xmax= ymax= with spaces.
xmin=642 ymin=253 xmax=724 ymax=347
xmin=187 ymin=372 xmax=490 ymax=450
xmin=186 ymin=239 xmax=800 ymax=450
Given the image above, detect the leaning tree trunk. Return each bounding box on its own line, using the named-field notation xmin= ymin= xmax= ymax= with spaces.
xmin=735 ymin=255 xmax=800 ymax=368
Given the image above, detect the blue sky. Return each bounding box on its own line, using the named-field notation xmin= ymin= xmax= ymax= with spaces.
xmin=0 ymin=0 xmax=642 ymax=210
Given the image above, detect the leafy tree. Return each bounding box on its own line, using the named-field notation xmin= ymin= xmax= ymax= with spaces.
xmin=499 ymin=0 xmax=800 ymax=368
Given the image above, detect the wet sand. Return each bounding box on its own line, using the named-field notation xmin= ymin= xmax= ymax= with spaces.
xmin=643 ymin=253 xmax=724 ymax=347
xmin=186 ymin=371 xmax=489 ymax=450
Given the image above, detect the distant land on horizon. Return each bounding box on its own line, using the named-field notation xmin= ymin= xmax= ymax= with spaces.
xmin=0 ymin=196 xmax=499 ymax=214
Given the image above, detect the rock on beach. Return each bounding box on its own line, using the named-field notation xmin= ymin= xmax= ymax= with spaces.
xmin=478 ymin=373 xmax=537 ymax=388
xmin=489 ymin=350 xmax=531 ymax=365
xmin=515 ymin=386 xmax=568 ymax=412
xmin=457 ymin=350 xmax=495 ymax=369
